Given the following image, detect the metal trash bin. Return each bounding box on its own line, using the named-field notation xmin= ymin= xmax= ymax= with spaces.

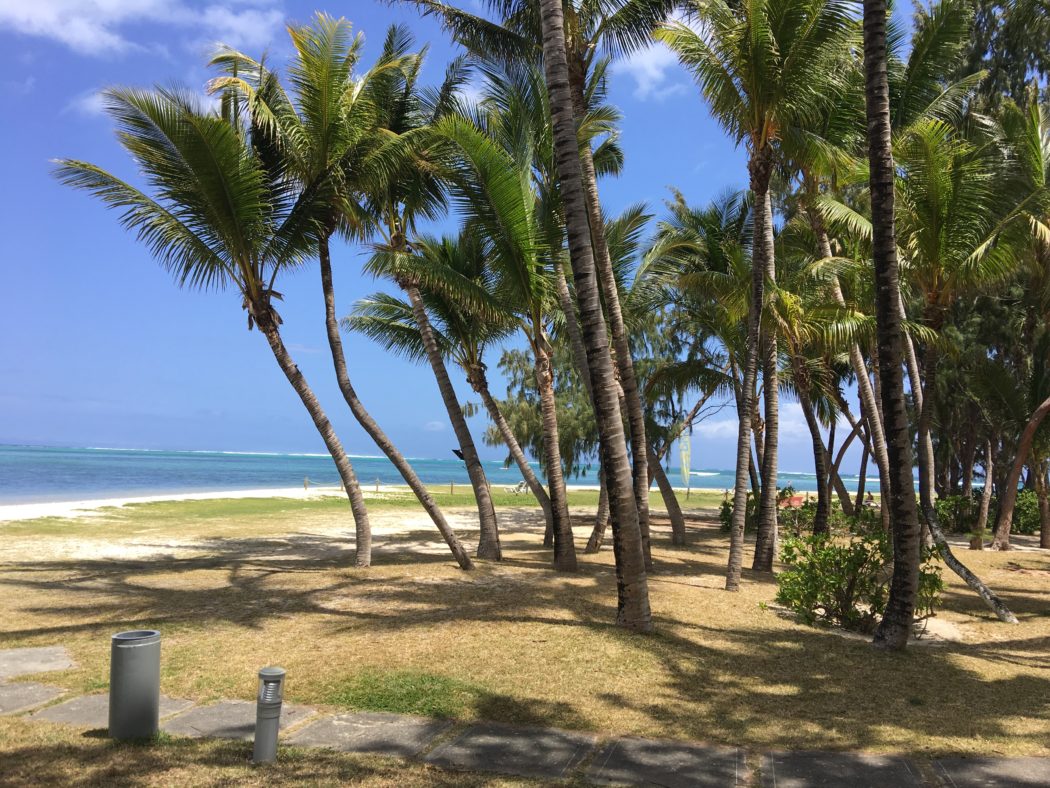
xmin=253 ymin=666 xmax=286 ymax=764
xmin=109 ymin=629 xmax=161 ymax=740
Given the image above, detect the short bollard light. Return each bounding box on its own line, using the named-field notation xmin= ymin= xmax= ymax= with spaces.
xmin=109 ymin=629 xmax=161 ymax=741
xmin=252 ymin=666 xmax=286 ymax=764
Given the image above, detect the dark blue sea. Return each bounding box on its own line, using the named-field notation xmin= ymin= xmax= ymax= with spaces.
xmin=0 ymin=444 xmax=878 ymax=504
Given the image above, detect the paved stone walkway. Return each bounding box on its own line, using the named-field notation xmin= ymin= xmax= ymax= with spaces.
xmin=1 ymin=645 xmax=1047 ymax=787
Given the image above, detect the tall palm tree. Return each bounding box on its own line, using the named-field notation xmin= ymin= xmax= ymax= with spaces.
xmin=861 ymin=0 xmax=923 ymax=650
xmin=53 ymin=87 xmax=374 ymax=567
xmin=538 ymin=0 xmax=652 ymax=629
xmin=399 ymin=0 xmax=679 ymax=564
xmin=210 ymin=14 xmax=474 ymax=570
xmin=364 ymin=27 xmax=504 ymax=560
xmin=658 ymin=0 xmax=855 ymax=585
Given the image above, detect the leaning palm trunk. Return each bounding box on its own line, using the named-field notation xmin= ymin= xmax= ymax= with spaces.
xmin=727 ymin=163 xmax=773 ymax=591
xmin=863 ymin=0 xmax=923 ymax=650
xmin=1037 ymin=462 xmax=1050 ymax=550
xmin=991 ymin=394 xmax=1050 ymax=549
xmin=569 ymin=75 xmax=651 ymax=569
xmin=319 ymin=240 xmax=473 ymax=570
xmin=405 ymin=284 xmax=502 ymax=560
xmin=534 ymin=339 xmax=578 ymax=570
xmin=466 ymin=363 xmax=555 ymax=538
xmin=810 ymin=209 xmax=892 ymax=530
xmin=649 ymin=446 xmax=687 ymax=545
xmin=257 ymin=315 xmax=371 ymax=568
xmin=538 ymin=0 xmax=651 ymax=630
xmin=793 ymin=357 xmax=831 ymax=534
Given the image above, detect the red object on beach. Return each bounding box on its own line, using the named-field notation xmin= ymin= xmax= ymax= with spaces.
xmin=779 ymin=495 xmax=806 ymax=509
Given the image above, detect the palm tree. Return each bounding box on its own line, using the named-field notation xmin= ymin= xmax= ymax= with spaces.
xmin=658 ymin=0 xmax=855 ymax=585
xmin=53 ymin=87 xmax=374 ymax=567
xmin=538 ymin=0 xmax=652 ymax=629
xmin=861 ymin=0 xmax=923 ymax=650
xmin=364 ymin=27 xmax=504 ymax=560
xmin=209 ymin=14 xmax=474 ymax=570
xmin=399 ymin=0 xmax=680 ymax=565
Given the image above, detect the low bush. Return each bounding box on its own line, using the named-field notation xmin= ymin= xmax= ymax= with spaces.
xmin=1012 ymin=489 xmax=1041 ymax=535
xmin=775 ymin=529 xmax=943 ymax=633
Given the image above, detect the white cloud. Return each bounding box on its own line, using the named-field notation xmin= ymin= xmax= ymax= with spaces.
xmin=0 ymin=0 xmax=284 ymax=57
xmin=614 ymin=42 xmax=688 ymax=102
xmin=66 ymin=89 xmax=106 ymax=116
xmin=423 ymin=420 xmax=446 ymax=432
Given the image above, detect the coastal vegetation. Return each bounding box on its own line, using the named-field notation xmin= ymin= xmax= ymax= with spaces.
xmin=50 ymin=0 xmax=1050 ymax=655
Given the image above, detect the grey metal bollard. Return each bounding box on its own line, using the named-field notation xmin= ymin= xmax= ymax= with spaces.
xmin=252 ymin=666 xmax=286 ymax=764
xmin=109 ymin=629 xmax=161 ymax=740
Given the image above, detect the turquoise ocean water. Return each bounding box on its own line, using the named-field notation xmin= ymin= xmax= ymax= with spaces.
xmin=0 ymin=444 xmax=879 ymax=505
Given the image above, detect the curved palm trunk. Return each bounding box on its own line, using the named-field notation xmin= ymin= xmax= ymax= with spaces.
xmin=908 ymin=345 xmax=1016 ymax=622
xmin=539 ymin=0 xmax=651 ymax=630
xmin=467 ymin=364 xmax=555 ymax=537
xmin=405 ymin=284 xmax=502 ymax=560
xmin=727 ymin=158 xmax=773 ymax=591
xmin=855 ymin=443 xmax=870 ymax=512
xmin=569 ymin=73 xmax=651 ymax=569
xmin=992 ymin=395 xmax=1050 ymax=548
xmin=534 ymin=338 xmax=578 ymax=570
xmin=587 ymin=474 xmax=611 ymax=552
xmin=1037 ymin=461 xmax=1050 ymax=549
xmin=793 ymin=356 xmax=830 ymax=535
xmin=863 ymin=0 xmax=922 ymax=650
xmin=258 ymin=318 xmax=371 ymax=568
xmin=649 ymin=446 xmax=687 ymax=545
xmin=319 ymin=240 xmax=473 ymax=570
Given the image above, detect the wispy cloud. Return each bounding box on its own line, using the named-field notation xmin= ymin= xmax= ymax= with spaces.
xmin=614 ymin=42 xmax=688 ymax=102
xmin=0 ymin=1 xmax=284 ymax=57
xmin=66 ymin=89 xmax=106 ymax=116
xmin=423 ymin=420 xmax=446 ymax=432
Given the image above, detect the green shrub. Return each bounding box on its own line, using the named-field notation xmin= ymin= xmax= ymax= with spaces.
xmin=775 ymin=530 xmax=943 ymax=633
xmin=936 ymin=494 xmax=978 ymax=534
xmin=1012 ymin=489 xmax=1041 ymax=535
xmin=719 ymin=491 xmax=757 ymax=532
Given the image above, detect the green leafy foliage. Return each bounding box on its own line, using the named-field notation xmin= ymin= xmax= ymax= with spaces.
xmin=776 ymin=530 xmax=943 ymax=633
xmin=1012 ymin=489 xmax=1042 ymax=535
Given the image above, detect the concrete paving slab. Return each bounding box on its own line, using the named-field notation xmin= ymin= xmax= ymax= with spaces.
xmin=0 ymin=647 xmax=75 ymax=680
xmin=587 ymin=736 xmax=748 ymax=787
xmin=30 ymin=694 xmax=195 ymax=728
xmin=160 ymin=700 xmax=314 ymax=740
xmin=424 ymin=721 xmax=598 ymax=780
xmin=0 ymin=683 xmax=66 ymax=716
xmin=286 ymin=711 xmax=453 ymax=758
xmin=934 ymin=757 xmax=1050 ymax=787
xmin=761 ymin=751 xmax=922 ymax=787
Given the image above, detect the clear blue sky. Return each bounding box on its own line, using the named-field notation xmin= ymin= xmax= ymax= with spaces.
xmin=0 ymin=0 xmax=867 ymax=475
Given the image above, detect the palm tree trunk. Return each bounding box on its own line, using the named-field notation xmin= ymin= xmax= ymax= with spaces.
xmin=753 ymin=194 xmax=780 ymax=570
xmin=467 ymin=363 xmax=555 ymax=539
xmin=319 ymin=239 xmax=473 ymax=570
xmin=534 ymin=338 xmax=578 ymax=570
xmin=587 ymin=474 xmax=611 ymax=552
xmin=909 ymin=346 xmax=1017 ymax=622
xmin=809 ymin=207 xmax=892 ymax=530
xmin=538 ymin=0 xmax=651 ymax=630
xmin=863 ymin=0 xmax=923 ymax=650
xmin=727 ymin=159 xmax=773 ymax=590
xmin=975 ymin=439 xmax=994 ymax=547
xmin=1038 ymin=461 xmax=1050 ymax=549
xmin=569 ymin=72 xmax=652 ymax=570
xmin=830 ymin=419 xmax=860 ymax=515
xmin=649 ymin=446 xmax=687 ymax=546
xmin=405 ymin=284 xmax=502 ymax=560
xmin=991 ymin=394 xmax=1050 ymax=549
xmin=855 ymin=443 xmax=870 ymax=512
xmin=553 ymin=257 xmax=608 ymax=553
xmin=258 ymin=318 xmax=371 ymax=568
xmin=793 ymin=356 xmax=830 ymax=535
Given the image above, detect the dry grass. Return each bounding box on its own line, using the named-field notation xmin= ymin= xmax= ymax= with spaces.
xmin=1 ymin=495 xmax=1048 ymax=769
